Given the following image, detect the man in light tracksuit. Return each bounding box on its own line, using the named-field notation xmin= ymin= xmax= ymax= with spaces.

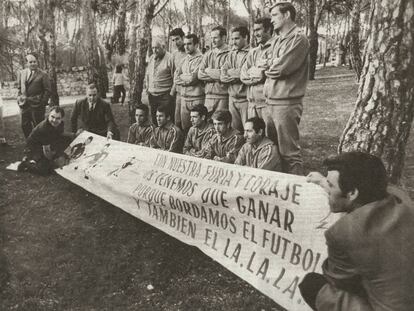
xmin=198 ymin=26 xmax=230 ymax=117
xmin=220 ymin=26 xmax=250 ymax=133
xmin=240 ymin=17 xmax=274 ymax=120
xmin=263 ymin=2 xmax=309 ymax=175
xmin=174 ymin=34 xmax=205 ymax=131
xmin=169 ymin=28 xmax=187 ymax=129
xmin=235 ymin=117 xmax=281 ymax=171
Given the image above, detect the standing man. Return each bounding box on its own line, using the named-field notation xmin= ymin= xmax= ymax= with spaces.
xmin=169 ymin=28 xmax=187 ymax=129
xmin=71 ymin=83 xmax=120 ymax=140
xmin=220 ymin=26 xmax=250 ymax=133
xmin=175 ymin=34 xmax=205 ymax=131
xmin=263 ymin=2 xmax=309 ymax=175
xmin=17 ymin=53 xmax=51 ymax=138
xmin=198 ymin=26 xmax=230 ymax=116
xmin=240 ymin=18 xmax=273 ymax=120
xmin=235 ymin=117 xmax=281 ymax=171
xmin=183 ymin=105 xmax=214 ymax=157
xmin=300 ymin=152 xmax=414 ymax=311
xmin=150 ymin=104 xmax=183 ymax=153
xmin=204 ymin=110 xmax=244 ymax=164
xmin=127 ymin=104 xmax=154 ymax=147
xmin=0 ymin=96 xmax=7 ymax=146
xmin=145 ymin=40 xmax=175 ymax=125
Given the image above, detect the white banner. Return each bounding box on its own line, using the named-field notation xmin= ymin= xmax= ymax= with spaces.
xmin=57 ymin=132 xmax=338 ymax=311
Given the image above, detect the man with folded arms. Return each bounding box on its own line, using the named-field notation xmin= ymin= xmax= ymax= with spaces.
xmin=175 ymin=34 xmax=205 ymax=131
xmin=183 ymin=105 xmax=214 ymax=157
xmin=198 ymin=26 xmax=230 ymax=116
xmin=127 ymin=104 xmax=154 ymax=147
xmin=235 ymin=117 xmax=281 ymax=171
xmin=204 ymin=110 xmax=244 ymax=163
xmin=220 ymin=26 xmax=250 ymax=133
xmin=240 ymin=18 xmax=273 ymax=120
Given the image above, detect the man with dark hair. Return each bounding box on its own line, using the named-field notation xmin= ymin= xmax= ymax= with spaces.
xmin=204 ymin=110 xmax=244 ymax=163
xmin=300 ymin=152 xmax=414 ymax=311
xmin=198 ymin=26 xmax=230 ymax=116
xmin=220 ymin=26 xmax=250 ymax=133
xmin=150 ymin=104 xmax=183 ymax=153
xmin=240 ymin=18 xmax=273 ymax=120
xmin=235 ymin=117 xmax=281 ymax=171
xmin=146 ymin=40 xmax=175 ymax=125
xmin=169 ymin=28 xmax=187 ymax=128
xmin=71 ymin=83 xmax=120 ymax=140
xmin=18 ymin=106 xmax=74 ymax=175
xmin=127 ymin=104 xmax=154 ymax=146
xmin=17 ymin=53 xmax=51 ymax=138
xmin=262 ymin=2 xmax=309 ymax=175
xmin=183 ymin=105 xmax=214 ymax=157
xmin=175 ymin=34 xmax=205 ymax=131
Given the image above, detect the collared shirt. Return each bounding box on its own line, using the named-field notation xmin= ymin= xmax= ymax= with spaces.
xmin=174 ymin=50 xmax=204 ymax=99
xmin=146 ymin=52 xmax=175 ymax=95
xmin=235 ymin=137 xmax=281 ymax=171
xmin=127 ymin=120 xmax=154 ymax=147
xmin=204 ymin=128 xmax=244 ymax=163
xmin=183 ymin=122 xmax=215 ymax=157
xmin=221 ymin=45 xmax=250 ymax=98
xmin=150 ymin=121 xmax=184 ymax=153
xmin=198 ymin=45 xmax=230 ymax=98
xmin=240 ymin=41 xmax=273 ymax=106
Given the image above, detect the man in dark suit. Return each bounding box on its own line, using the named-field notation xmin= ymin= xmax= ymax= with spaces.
xmin=17 ymin=53 xmax=51 ymax=138
xmin=300 ymin=152 xmax=414 ymax=311
xmin=71 ymin=83 xmax=120 ymax=140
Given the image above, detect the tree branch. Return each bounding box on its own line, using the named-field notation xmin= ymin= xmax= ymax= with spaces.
xmin=153 ymin=0 xmax=169 ymax=17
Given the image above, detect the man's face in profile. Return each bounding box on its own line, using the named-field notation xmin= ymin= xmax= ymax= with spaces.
xmin=326 ymin=170 xmax=354 ymax=213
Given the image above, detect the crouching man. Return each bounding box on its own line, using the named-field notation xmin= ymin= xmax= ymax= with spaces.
xmin=18 ymin=106 xmax=74 ymax=175
xmin=235 ymin=117 xmax=281 ymax=171
xmin=299 ymin=152 xmax=414 ymax=311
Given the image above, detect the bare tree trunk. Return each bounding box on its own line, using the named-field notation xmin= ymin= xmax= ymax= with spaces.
xmin=308 ymin=0 xmax=318 ymax=80
xmin=198 ymin=0 xmax=204 ymax=50
xmin=82 ymin=0 xmax=107 ymax=98
xmin=243 ymin=0 xmax=255 ymax=48
xmin=39 ymin=0 xmax=59 ymax=106
xmin=128 ymin=0 xmax=156 ymax=123
xmin=339 ymin=0 xmax=414 ymax=184
xmin=349 ymin=0 xmax=363 ymax=81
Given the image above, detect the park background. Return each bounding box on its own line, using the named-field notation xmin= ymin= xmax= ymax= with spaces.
xmin=1 ymin=0 xmax=413 ymax=310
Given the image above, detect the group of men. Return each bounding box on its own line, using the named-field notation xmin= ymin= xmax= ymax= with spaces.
xmin=13 ymin=2 xmax=414 ymax=311
xmin=147 ymin=2 xmax=308 ymax=175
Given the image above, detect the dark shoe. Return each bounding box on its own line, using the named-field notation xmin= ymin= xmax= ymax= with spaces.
xmin=17 ymin=161 xmax=29 ymax=172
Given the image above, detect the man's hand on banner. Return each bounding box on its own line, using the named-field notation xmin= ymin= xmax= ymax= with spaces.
xmin=107 ymin=131 xmax=113 ymax=140
xmin=306 ymin=172 xmax=328 ymax=191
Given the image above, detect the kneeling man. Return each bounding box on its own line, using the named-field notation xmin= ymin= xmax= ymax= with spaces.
xmin=18 ymin=106 xmax=74 ymax=175
xmin=235 ymin=117 xmax=281 ymax=171
xmin=205 ymin=110 xmax=244 ymax=163
xmin=300 ymin=152 xmax=414 ymax=311
xmin=150 ymin=104 xmax=183 ymax=153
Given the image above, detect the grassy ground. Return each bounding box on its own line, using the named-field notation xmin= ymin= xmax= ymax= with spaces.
xmin=0 ymin=67 xmax=413 ymax=311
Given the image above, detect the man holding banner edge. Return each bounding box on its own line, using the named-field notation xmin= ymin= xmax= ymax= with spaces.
xmin=300 ymin=152 xmax=414 ymax=311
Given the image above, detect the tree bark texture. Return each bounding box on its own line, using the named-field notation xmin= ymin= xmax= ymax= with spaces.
xmin=128 ymin=0 xmax=156 ymax=123
xmin=349 ymin=0 xmax=363 ymax=81
xmin=82 ymin=0 xmax=106 ymax=98
xmin=339 ymin=0 xmax=414 ymax=184
xmin=115 ymin=0 xmax=127 ymax=56
xmin=39 ymin=0 xmax=59 ymax=106
xmin=308 ymin=0 xmax=318 ymax=80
